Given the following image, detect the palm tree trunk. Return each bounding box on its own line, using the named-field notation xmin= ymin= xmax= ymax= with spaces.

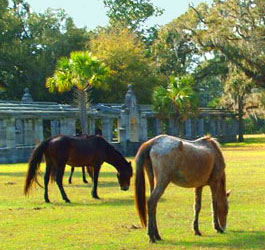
xmin=77 ymin=89 xmax=88 ymax=134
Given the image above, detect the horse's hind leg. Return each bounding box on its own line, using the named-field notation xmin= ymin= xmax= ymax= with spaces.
xmin=68 ymin=167 xmax=75 ymax=184
xmin=44 ymin=162 xmax=52 ymax=203
xmin=82 ymin=166 xmax=88 ymax=183
xmin=145 ymin=160 xmax=154 ymax=195
xmin=56 ymin=164 xmax=71 ymax=203
xmin=210 ymin=183 xmax=224 ymax=233
xmin=148 ymin=181 xmax=169 ymax=243
xmin=193 ymin=187 xmax=203 ymax=236
xmin=87 ymin=166 xmax=93 ymax=181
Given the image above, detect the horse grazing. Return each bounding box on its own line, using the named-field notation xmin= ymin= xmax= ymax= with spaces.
xmin=135 ymin=135 xmax=230 ymax=243
xmin=24 ymin=135 xmax=133 ymax=203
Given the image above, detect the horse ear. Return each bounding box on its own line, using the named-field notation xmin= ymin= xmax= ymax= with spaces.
xmin=226 ymin=189 xmax=232 ymax=197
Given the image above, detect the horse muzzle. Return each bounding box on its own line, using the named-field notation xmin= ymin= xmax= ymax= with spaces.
xmin=121 ymin=186 xmax=129 ymax=191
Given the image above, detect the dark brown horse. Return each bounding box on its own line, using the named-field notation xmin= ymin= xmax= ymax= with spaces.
xmin=135 ymin=135 xmax=230 ymax=243
xmin=68 ymin=132 xmax=102 ymax=184
xmin=24 ymin=135 xmax=133 ymax=203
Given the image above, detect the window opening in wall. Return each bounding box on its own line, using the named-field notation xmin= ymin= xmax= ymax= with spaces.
xmin=95 ymin=119 xmax=102 ymax=135
xmin=147 ymin=118 xmax=155 ymax=139
xmin=112 ymin=118 xmax=118 ymax=142
xmin=0 ymin=120 xmax=6 ymax=147
xmin=15 ymin=119 xmax=24 ymax=146
xmin=75 ymin=119 xmax=82 ymax=136
xmin=43 ymin=120 xmax=51 ymax=139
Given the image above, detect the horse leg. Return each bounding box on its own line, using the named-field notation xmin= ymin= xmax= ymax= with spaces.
xmin=145 ymin=161 xmax=154 ymax=195
xmin=82 ymin=166 xmax=88 ymax=183
xmin=91 ymin=165 xmax=101 ymax=199
xmin=56 ymin=164 xmax=71 ymax=203
xmin=44 ymin=163 xmax=52 ymax=203
xmin=210 ymin=183 xmax=224 ymax=233
xmin=68 ymin=167 xmax=74 ymax=184
xmin=148 ymin=181 xmax=169 ymax=243
xmin=193 ymin=186 xmax=203 ymax=236
xmin=87 ymin=166 xmax=93 ymax=181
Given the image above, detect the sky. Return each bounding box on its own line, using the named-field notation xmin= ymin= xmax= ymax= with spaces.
xmin=26 ymin=0 xmax=213 ymax=30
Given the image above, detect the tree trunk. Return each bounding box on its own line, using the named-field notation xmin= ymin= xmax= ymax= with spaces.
xmin=77 ymin=89 xmax=88 ymax=134
xmin=237 ymin=95 xmax=244 ymax=142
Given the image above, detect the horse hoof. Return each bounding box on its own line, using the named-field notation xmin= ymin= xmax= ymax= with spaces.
xmin=195 ymin=231 xmax=202 ymax=236
xmin=149 ymin=238 xmax=156 ymax=243
xmin=149 ymin=234 xmax=157 ymax=243
xmin=65 ymin=199 xmax=71 ymax=203
xmin=93 ymin=196 xmax=100 ymax=200
xmin=155 ymin=234 xmax=162 ymax=241
xmin=83 ymin=180 xmax=88 ymax=183
xmin=45 ymin=199 xmax=50 ymax=203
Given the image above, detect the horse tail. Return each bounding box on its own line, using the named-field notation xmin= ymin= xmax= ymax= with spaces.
xmin=135 ymin=139 xmax=155 ymax=228
xmin=24 ymin=139 xmax=50 ymax=195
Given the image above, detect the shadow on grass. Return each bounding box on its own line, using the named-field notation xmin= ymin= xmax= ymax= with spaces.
xmin=0 ymin=172 xmax=26 ymax=177
xmin=66 ymin=181 xmax=119 ymax=188
xmin=222 ymin=135 xmax=265 ymax=148
xmin=47 ymin=197 xmax=134 ymax=207
xmin=160 ymin=230 xmax=265 ymax=249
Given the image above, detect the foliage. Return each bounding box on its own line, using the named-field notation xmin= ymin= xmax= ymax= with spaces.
xmin=151 ymin=17 xmax=199 ymax=77
xmin=46 ymin=51 xmax=109 ymax=133
xmin=0 ymin=0 xmax=90 ymax=102
xmin=103 ymin=0 xmax=163 ymax=32
xmin=89 ymin=25 xmax=161 ymax=104
xmin=186 ymin=0 xmax=265 ymax=89
xmin=153 ymin=75 xmax=199 ymax=121
xmin=194 ymin=54 xmax=228 ymax=107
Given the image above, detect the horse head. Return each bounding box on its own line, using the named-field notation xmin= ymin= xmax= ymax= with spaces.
xmin=117 ymin=161 xmax=133 ymax=191
xmin=217 ymin=185 xmax=231 ymax=231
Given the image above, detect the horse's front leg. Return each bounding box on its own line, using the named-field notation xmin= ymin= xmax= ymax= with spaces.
xmin=193 ymin=186 xmax=203 ymax=236
xmin=91 ymin=165 xmax=101 ymax=199
xmin=148 ymin=181 xmax=169 ymax=243
xmin=56 ymin=164 xmax=70 ymax=203
xmin=210 ymin=183 xmax=224 ymax=233
xmin=87 ymin=166 xmax=93 ymax=181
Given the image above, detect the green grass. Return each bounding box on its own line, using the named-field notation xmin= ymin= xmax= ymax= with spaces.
xmin=0 ymin=134 xmax=265 ymax=250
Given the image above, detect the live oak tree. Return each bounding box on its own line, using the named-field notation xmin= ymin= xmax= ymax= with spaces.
xmin=186 ymin=0 xmax=265 ymax=89
xmin=0 ymin=0 xmax=90 ymax=102
xmin=103 ymin=0 xmax=163 ymax=32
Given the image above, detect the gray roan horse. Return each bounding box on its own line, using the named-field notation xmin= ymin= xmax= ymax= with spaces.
xmin=135 ymin=135 xmax=230 ymax=243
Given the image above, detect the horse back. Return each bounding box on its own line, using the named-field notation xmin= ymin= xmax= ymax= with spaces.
xmin=149 ymin=135 xmax=216 ymax=188
xmin=46 ymin=135 xmax=106 ymax=166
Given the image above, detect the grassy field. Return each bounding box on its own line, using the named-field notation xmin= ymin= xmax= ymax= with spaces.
xmin=0 ymin=134 xmax=264 ymax=250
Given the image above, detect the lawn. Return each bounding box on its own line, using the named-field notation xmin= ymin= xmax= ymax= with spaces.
xmin=0 ymin=134 xmax=264 ymax=250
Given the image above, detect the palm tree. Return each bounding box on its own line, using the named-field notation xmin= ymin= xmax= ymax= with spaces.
xmin=46 ymin=51 xmax=109 ymax=134
xmin=153 ymin=75 xmax=199 ymax=135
